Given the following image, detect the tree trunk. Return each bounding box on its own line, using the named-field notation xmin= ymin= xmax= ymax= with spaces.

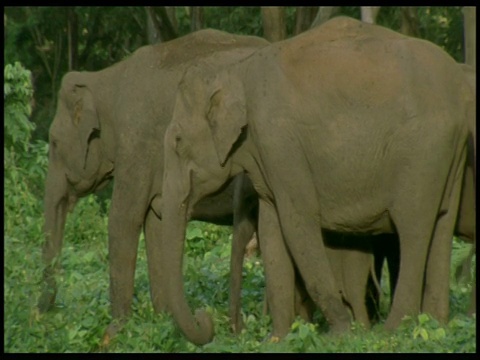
xmin=294 ymin=7 xmax=318 ymax=35
xmin=145 ymin=6 xmax=177 ymax=44
xmin=463 ymin=6 xmax=476 ymax=70
xmin=361 ymin=6 xmax=381 ymax=24
xmin=67 ymin=7 xmax=78 ymax=71
xmin=165 ymin=6 xmax=177 ymax=35
xmin=310 ymin=6 xmax=339 ymax=28
xmin=145 ymin=7 xmax=162 ymax=44
xmin=190 ymin=7 xmax=204 ymax=32
xmin=400 ymin=7 xmax=420 ymax=37
xmin=261 ymin=7 xmax=286 ymax=42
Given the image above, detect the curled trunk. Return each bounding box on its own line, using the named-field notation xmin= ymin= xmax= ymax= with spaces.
xmin=161 ymin=184 xmax=214 ymax=345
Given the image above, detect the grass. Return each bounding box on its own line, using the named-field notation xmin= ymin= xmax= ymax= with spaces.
xmin=4 ymin=194 xmax=476 ymax=353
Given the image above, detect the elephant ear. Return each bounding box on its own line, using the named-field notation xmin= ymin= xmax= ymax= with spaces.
xmin=206 ymin=73 xmax=247 ymax=167
xmin=64 ymin=72 xmax=100 ymax=170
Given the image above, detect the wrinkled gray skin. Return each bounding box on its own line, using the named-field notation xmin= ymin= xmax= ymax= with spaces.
xmin=39 ymin=29 xmax=269 ymax=342
xmin=160 ymin=17 xmax=474 ymax=344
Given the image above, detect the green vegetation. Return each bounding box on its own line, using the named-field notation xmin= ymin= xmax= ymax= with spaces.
xmin=4 ymin=201 xmax=476 ymax=352
xmin=4 ymin=8 xmax=475 ymax=352
xmin=4 ymin=7 xmax=466 ymax=144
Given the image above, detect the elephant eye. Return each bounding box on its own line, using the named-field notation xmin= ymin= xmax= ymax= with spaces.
xmin=173 ymin=134 xmax=182 ymax=151
xmin=50 ymin=137 xmax=58 ymax=149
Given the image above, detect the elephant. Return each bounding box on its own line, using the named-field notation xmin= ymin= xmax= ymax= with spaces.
xmin=159 ymin=17 xmax=474 ymax=344
xmin=373 ymin=63 xmax=476 ymax=317
xmin=39 ymin=28 xmax=269 ymax=341
xmin=244 ymin=62 xmax=477 ymax=333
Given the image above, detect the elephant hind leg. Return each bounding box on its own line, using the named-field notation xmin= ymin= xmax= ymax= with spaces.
xmin=258 ymin=199 xmax=296 ymax=338
xmin=384 ymin=216 xmax=434 ymax=330
xmin=385 ymin=187 xmax=445 ymax=330
xmin=422 ymin=147 xmax=466 ymax=322
xmin=386 ymin=148 xmax=466 ymax=329
xmin=343 ymin=249 xmax=372 ymax=329
xmin=294 ymin=268 xmax=316 ymax=323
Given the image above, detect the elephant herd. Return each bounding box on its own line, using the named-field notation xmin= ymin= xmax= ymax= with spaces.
xmin=39 ymin=17 xmax=475 ymax=346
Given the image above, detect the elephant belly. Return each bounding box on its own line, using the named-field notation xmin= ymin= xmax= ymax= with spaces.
xmin=191 ymin=184 xmax=235 ymax=226
xmin=321 ymin=205 xmax=394 ymax=235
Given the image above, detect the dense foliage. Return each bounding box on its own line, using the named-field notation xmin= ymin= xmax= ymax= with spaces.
xmin=4 ymin=7 xmax=475 ymax=353
xmin=4 ymin=6 xmax=466 ymax=143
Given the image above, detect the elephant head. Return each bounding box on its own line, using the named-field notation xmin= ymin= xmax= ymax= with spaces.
xmin=39 ymin=71 xmax=114 ymax=312
xmin=161 ymin=68 xmax=248 ymax=344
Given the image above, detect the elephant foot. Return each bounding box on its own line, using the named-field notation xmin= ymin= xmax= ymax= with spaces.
xmin=99 ymin=318 xmax=128 ymax=350
xmin=270 ymin=321 xmax=293 ymax=340
xmin=37 ymin=288 xmax=57 ymax=313
xmin=383 ymin=312 xmax=403 ymax=331
xmin=329 ymin=318 xmax=351 ymax=335
xmin=323 ymin=296 xmax=352 ymax=334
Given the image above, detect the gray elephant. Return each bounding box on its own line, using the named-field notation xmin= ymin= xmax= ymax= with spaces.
xmin=254 ymin=62 xmax=477 ymax=333
xmin=159 ymin=17 xmax=473 ymax=344
xmin=40 ymin=29 xmax=269 ymax=341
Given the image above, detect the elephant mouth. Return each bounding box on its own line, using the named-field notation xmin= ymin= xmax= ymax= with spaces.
xmin=67 ymin=171 xmax=113 ymax=198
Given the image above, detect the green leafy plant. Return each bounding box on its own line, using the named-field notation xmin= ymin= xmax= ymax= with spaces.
xmin=4 ymin=61 xmax=35 ymax=152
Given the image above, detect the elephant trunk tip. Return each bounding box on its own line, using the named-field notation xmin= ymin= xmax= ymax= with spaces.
xmin=191 ymin=309 xmax=215 ymax=345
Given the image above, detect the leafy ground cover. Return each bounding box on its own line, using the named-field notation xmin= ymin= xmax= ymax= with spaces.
xmin=4 ymin=199 xmax=476 ymax=352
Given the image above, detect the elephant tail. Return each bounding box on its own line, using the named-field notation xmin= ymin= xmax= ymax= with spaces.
xmin=369 ymin=256 xmax=382 ymax=298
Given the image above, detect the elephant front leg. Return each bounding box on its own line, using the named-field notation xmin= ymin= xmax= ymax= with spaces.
xmin=273 ymin=192 xmax=351 ymax=334
xmin=258 ymin=199 xmax=296 ymax=339
xmin=102 ymin=180 xmax=146 ymax=344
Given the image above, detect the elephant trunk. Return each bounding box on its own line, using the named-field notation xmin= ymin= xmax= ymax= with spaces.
xmin=161 ymin=178 xmax=214 ymax=345
xmin=38 ymin=158 xmax=75 ymax=312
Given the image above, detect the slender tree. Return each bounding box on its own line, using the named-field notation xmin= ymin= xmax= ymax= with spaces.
xmin=190 ymin=7 xmax=204 ymax=32
xmin=294 ymin=7 xmax=318 ymax=35
xmin=463 ymin=6 xmax=476 ymax=69
xmin=310 ymin=6 xmax=339 ymax=28
xmin=145 ymin=7 xmax=177 ymax=44
xmin=261 ymin=6 xmax=286 ymax=42
xmin=165 ymin=6 xmax=178 ymax=34
xmin=361 ymin=6 xmax=381 ymax=24
xmin=400 ymin=7 xmax=420 ymax=37
xmin=67 ymin=7 xmax=78 ymax=70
